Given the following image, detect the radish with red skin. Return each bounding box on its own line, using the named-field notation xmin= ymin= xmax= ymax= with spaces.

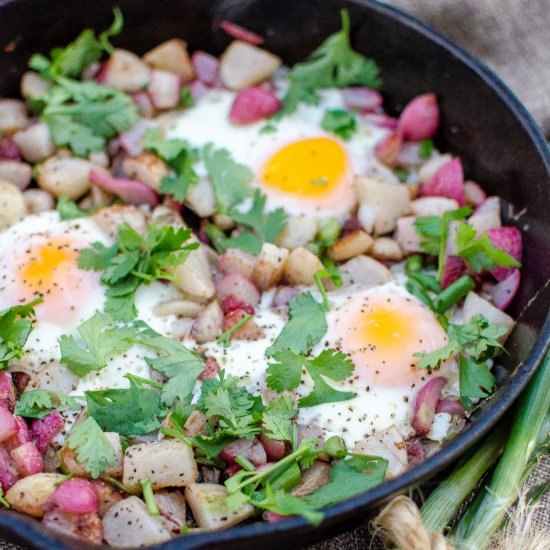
xmin=94 ymin=61 xmax=108 ymax=84
xmin=220 ymin=438 xmax=267 ymax=467
xmin=90 ymin=168 xmax=159 ymax=207
xmin=198 ymin=357 xmax=221 ymax=381
xmin=412 ymin=377 xmax=448 ymax=435
xmin=30 ymin=411 xmax=64 ymax=453
xmin=224 ymin=463 xmax=242 ymax=477
xmin=486 ymin=226 xmax=522 ymax=281
xmin=0 ymin=136 xmax=20 ymax=160
xmin=229 ymin=86 xmax=281 ymax=124
xmin=375 ymin=133 xmax=402 ymax=166
xmin=464 ymin=180 xmax=486 ymax=205
xmin=10 ymin=442 xmax=44 ymax=477
xmin=217 ymin=248 xmax=257 ymax=278
xmin=11 ymin=372 xmax=30 ymax=394
xmin=397 ymin=93 xmax=440 ymax=141
xmin=406 ymin=442 xmax=425 ymax=466
xmin=46 ymin=477 xmax=99 ymax=515
xmin=342 ymin=87 xmax=382 ymax=113
xmin=220 ymin=21 xmax=264 ymax=45
xmin=272 ymin=286 xmax=300 ymax=308
xmin=420 ymin=158 xmax=465 ymax=205
xmin=222 ymin=309 xmax=264 ymax=341
xmin=488 ymin=269 xmax=521 ymax=310
xmin=0 ymin=372 xmax=15 ymax=412
xmin=0 ymin=406 xmax=18 ymax=442
xmin=363 ymin=113 xmax=398 ymax=130
xmin=259 ymin=434 xmax=285 ymax=461
xmin=436 ymin=399 xmax=465 ymax=416
xmin=215 ymin=273 xmax=261 ymax=307
xmin=0 ymin=446 xmax=19 ymax=490
xmin=265 ymin=511 xmax=287 ymax=523
xmin=221 ymin=295 xmax=255 ymax=315
xmin=4 ymin=416 xmax=31 ymax=452
xmin=440 ymin=256 xmax=467 ymax=289
xmin=191 ymin=51 xmax=219 ymax=86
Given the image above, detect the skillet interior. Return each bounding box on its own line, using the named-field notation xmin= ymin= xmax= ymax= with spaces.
xmin=0 ymin=0 xmax=549 ymax=548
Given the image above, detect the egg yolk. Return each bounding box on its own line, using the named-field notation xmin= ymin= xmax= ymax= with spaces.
xmin=262 ymin=137 xmax=350 ymax=197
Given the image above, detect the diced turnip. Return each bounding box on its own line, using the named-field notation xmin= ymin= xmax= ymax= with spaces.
xmin=379 ymin=425 xmax=408 ymax=466
xmin=122 ymin=152 xmax=169 ymax=191
xmin=0 ymin=99 xmax=29 ymax=135
xmin=394 ymin=216 xmax=423 ymax=254
xmin=217 ymin=248 xmax=257 ymax=278
xmin=412 ymin=377 xmax=448 ymax=435
xmin=92 ymin=205 xmax=148 ymax=239
xmin=5 ymin=473 xmax=65 ymax=517
xmin=216 ymin=273 xmax=261 ymax=306
xmin=12 ymin=123 xmax=55 ymax=163
xmin=119 ymin=119 xmax=156 ymax=157
xmin=0 ymin=179 xmax=28 ymax=229
xmin=10 ymin=441 xmax=44 ymax=477
xmin=284 ymin=246 xmax=324 ymax=285
xmin=397 ymin=93 xmax=439 ymax=141
xmin=328 ymin=230 xmax=374 ymax=261
xmin=42 ymin=508 xmax=102 ymax=544
xmin=0 ymin=372 xmax=15 ymax=411
xmin=374 ymin=133 xmax=402 ymax=166
xmin=440 ymin=256 xmax=467 ymax=289
xmin=276 ymin=214 xmax=318 ymax=249
xmin=291 ymin=461 xmax=330 ymax=497
xmin=30 ymin=411 xmax=64 ymax=453
xmin=103 ymin=49 xmax=151 ymax=92
xmin=185 ymin=483 xmax=255 ymax=530
xmin=342 ymin=87 xmax=382 ymax=113
xmin=469 ymin=196 xmax=501 ymax=234
xmin=486 ymin=226 xmax=522 ymax=281
xmin=20 ymin=71 xmax=50 ymax=100
xmin=420 ymin=158 xmax=465 ymax=205
xmin=0 ymin=160 xmax=32 ymax=189
xmin=370 ymin=237 xmax=403 ymax=261
xmin=122 ymin=440 xmax=198 ymax=490
xmin=0 ymin=136 xmax=20 ymax=160
xmin=229 ymin=86 xmax=281 ymax=124
xmin=155 ymin=490 xmax=186 ymax=532
xmin=4 ymin=416 xmax=31 ymax=452
xmin=222 ymin=309 xmax=264 ymax=341
xmin=252 ymin=242 xmax=289 ymax=290
xmin=0 ymin=406 xmax=18 ymax=442
xmin=174 ymin=243 xmax=216 ymax=300
xmin=184 ymin=175 xmax=217 ymax=217
xmin=182 ymin=410 xmax=209 ymax=437
xmin=220 ymin=41 xmax=281 ymax=90
xmin=148 ymin=70 xmax=181 ymax=110
xmin=410 ymin=197 xmax=459 ymax=217
xmin=464 ymin=180 xmax=486 ymax=205
xmin=37 ymin=156 xmax=94 ymax=199
xmin=103 ymin=496 xmax=171 ymax=546
xmin=143 ymin=39 xmax=194 ymax=80
xmin=89 ymin=168 xmax=159 ymax=206
xmin=339 ymin=255 xmax=394 ymax=287
xmin=488 ymin=269 xmax=521 ymax=310
xmin=90 ymin=479 xmax=123 ymax=517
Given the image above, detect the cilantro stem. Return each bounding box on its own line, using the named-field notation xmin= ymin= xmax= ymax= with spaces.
xmin=433 ymin=275 xmax=475 ymax=313
xmin=235 ymin=455 xmax=256 ymax=472
xmin=124 ymin=373 xmax=163 ymax=389
xmin=100 ymin=475 xmax=141 ymax=495
xmin=54 ymin=473 xmax=75 ymax=487
xmin=140 ymin=478 xmax=160 ymax=516
xmin=314 ymin=271 xmax=331 ymax=312
xmin=216 ymin=314 xmax=252 ymax=348
xmin=0 ymin=487 xmax=10 ymax=509
xmin=202 ymin=224 xmax=227 ymax=254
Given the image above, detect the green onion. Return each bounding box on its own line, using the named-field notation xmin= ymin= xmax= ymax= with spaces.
xmin=433 ymin=275 xmax=475 ymax=313
xmin=216 ymin=313 xmax=252 ymax=348
xmin=267 ymin=462 xmax=301 ymax=492
xmin=450 ymin=352 xmax=550 ymax=549
xmin=393 ymin=168 xmax=409 ymax=183
xmin=317 ymin=218 xmax=342 ymax=247
xmin=418 ymin=138 xmax=434 ymax=159
xmin=409 ymin=272 xmax=441 ymax=294
xmin=406 ymin=279 xmax=434 ymax=309
xmin=140 ymin=478 xmax=160 ymax=516
xmin=405 ymin=254 xmax=423 ymax=273
xmin=235 ymin=455 xmax=256 ymax=472
xmin=304 ymin=242 xmax=321 ymax=257
xmin=54 ymin=472 xmax=76 ymax=487
xmin=202 ymin=224 xmax=227 ymax=254
xmin=325 ymin=435 xmax=347 ymax=458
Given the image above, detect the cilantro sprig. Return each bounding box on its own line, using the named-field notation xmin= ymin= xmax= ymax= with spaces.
xmin=56 ymin=196 xmax=89 ymax=220
xmin=78 ymin=223 xmax=198 ymax=321
xmin=279 ymin=10 xmax=381 ymax=116
xmin=14 ymin=390 xmax=81 ymax=419
xmin=321 ymin=109 xmax=357 ymax=141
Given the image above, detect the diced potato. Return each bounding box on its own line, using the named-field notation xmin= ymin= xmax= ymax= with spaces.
xmin=123 ymin=440 xmax=198 ymax=490
xmin=185 ymin=483 xmax=255 ymax=530
xmin=20 ymin=71 xmax=50 ymax=100
xmin=355 ymin=177 xmax=411 ymax=235
xmin=418 ymin=153 xmax=452 ymax=184
xmin=190 ymin=301 xmax=223 ymax=344
xmin=103 ymin=496 xmax=172 ymax=547
xmin=174 ymin=245 xmax=216 ymax=300
xmin=0 ymin=179 xmax=28 ymax=229
xmin=252 ymin=242 xmax=289 ymax=290
xmin=276 ymin=215 xmax=319 ymax=249
xmin=340 ymin=255 xmax=393 ymax=287
xmin=153 ymin=299 xmax=203 ymax=318
xmin=122 ymin=152 xmax=169 ymax=191
xmin=5 ymin=473 xmax=65 ymax=517
xmin=328 ymin=230 xmax=373 ymax=261
xmin=217 ymin=248 xmax=257 ymax=278
xmin=13 ymin=122 xmax=55 ymax=163
xmin=462 ymin=292 xmax=514 ymax=342
xmin=354 ymin=436 xmax=407 ymax=479
xmin=92 ymin=205 xmax=148 ymax=239
xmin=410 ymin=197 xmax=459 ymax=217
xmin=104 ymin=49 xmax=152 ymax=92
xmin=0 ymin=99 xmax=29 ymax=135
xmin=37 ymin=156 xmax=94 ymax=199
xmin=394 ymin=216 xmax=423 ymax=255
xmin=23 ymin=189 xmax=55 ymax=214
xmin=61 ymin=432 xmax=123 ymax=477
xmin=143 ymin=39 xmax=194 ymax=80
xmin=370 ymin=237 xmax=403 ymax=261
xmin=26 ymin=361 xmax=79 ymax=394
xmin=219 ymin=41 xmax=281 ymax=90
xmin=185 ymin=176 xmax=216 ymax=217
xmin=284 ymin=246 xmax=324 ymax=286
xmin=0 ymin=160 xmax=32 ymax=189
xmin=291 ymin=461 xmax=331 ymax=497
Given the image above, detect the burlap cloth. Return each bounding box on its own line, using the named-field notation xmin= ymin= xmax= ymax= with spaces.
xmin=2 ymin=1 xmax=549 ymax=549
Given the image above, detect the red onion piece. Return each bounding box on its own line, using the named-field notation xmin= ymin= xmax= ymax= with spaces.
xmin=412 ymin=377 xmax=447 ymax=435
xmin=119 ymin=120 xmax=155 ymax=157
xmin=272 ymin=286 xmax=301 ymax=308
xmin=488 ymin=269 xmax=521 ymax=310
xmin=46 ymin=478 xmax=99 ymax=515
xmin=10 ymin=441 xmax=44 ymax=477
xmin=342 ymin=87 xmax=383 ymax=113
xmin=30 ymin=411 xmax=64 ymax=453
xmin=406 ymin=442 xmax=425 ymax=466
xmin=220 ymin=21 xmax=264 ymax=45
xmin=0 ymin=406 xmax=18 ymax=443
xmin=0 ymin=372 xmax=15 ymax=412
xmin=89 ymin=168 xmax=159 ymax=207
xmin=397 ymin=93 xmax=440 ymax=141
xmin=189 ymin=80 xmax=209 ymax=102
xmin=0 ymin=446 xmax=19 ymax=490
xmin=215 ymin=273 xmax=261 ymax=307
xmin=229 ymin=86 xmax=281 ymax=124
xmin=486 ymin=226 xmax=522 ymax=281
xmin=94 ymin=61 xmax=108 ymax=84
xmin=191 ymin=51 xmax=219 ymax=86
xmin=435 ymin=398 xmax=465 ymax=416
xmin=420 ymin=158 xmax=465 ymax=205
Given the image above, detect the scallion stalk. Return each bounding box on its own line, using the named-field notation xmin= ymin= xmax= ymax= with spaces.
xmin=140 ymin=478 xmax=160 ymax=516
xmin=433 ymin=275 xmax=475 ymax=313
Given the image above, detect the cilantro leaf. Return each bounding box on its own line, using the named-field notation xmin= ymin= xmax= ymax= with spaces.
xmin=447 ymin=315 xmax=506 ymax=360
xmin=280 ymin=10 xmax=381 ymax=116
xmin=203 ymin=144 xmax=253 ymax=212
xmin=56 ymin=196 xmax=89 ymax=220
xmin=15 ymin=390 xmax=81 ymax=419
xmin=262 ymin=395 xmax=298 ymax=443
xmin=221 ymin=232 xmax=264 ymax=255
xmin=252 ymin=487 xmax=324 ymax=525
xmin=454 ymin=222 xmax=520 ymax=273
xmin=66 ymin=417 xmax=117 ymax=478
xmin=266 ymin=292 xmax=327 ymax=356
xmin=413 ymin=216 xmax=442 ymax=256
xmin=86 ymin=382 xmax=163 ymax=436
xmin=418 ymin=138 xmax=434 ymax=159
xmin=0 ymin=299 xmax=42 ymax=369
xmin=458 ymin=355 xmax=496 ymax=410
xmin=414 ymin=341 xmax=459 ymax=370
xmin=321 ymin=109 xmax=357 ymax=140
xmin=265 ymin=350 xmax=304 ymax=392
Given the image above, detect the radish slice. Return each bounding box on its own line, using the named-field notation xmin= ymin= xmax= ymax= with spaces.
xmin=363 ymin=113 xmax=398 ymax=130
xmin=220 ymin=21 xmax=264 ymax=45
xmin=0 ymin=136 xmax=20 ymax=160
xmin=464 ymin=180 xmax=486 ymax=206
xmin=342 ymin=87 xmax=383 ymax=113
xmin=488 ymin=269 xmax=520 ymax=310
xmin=259 ymin=434 xmax=285 ymax=461
xmin=420 ymin=158 xmax=465 ymax=205
xmin=11 ymin=372 xmax=30 ymax=395
xmin=10 ymin=441 xmax=44 ymax=477
xmin=0 ymin=406 xmax=18 ymax=443
xmin=4 ymin=416 xmax=31 ymax=452
xmin=94 ymin=61 xmax=108 ymax=84
xmin=220 ymin=438 xmax=267 ymax=467
xmin=46 ymin=478 xmax=99 ymax=515
xmin=265 ymin=511 xmax=287 ymax=523
xmin=406 ymin=442 xmax=425 ymax=466
xmin=30 ymin=411 xmax=64 ymax=453
xmin=191 ymin=51 xmax=219 ymax=86
xmin=221 ymin=295 xmax=255 ymax=315
xmin=374 ymin=133 xmax=402 ymax=166
xmin=229 ymin=86 xmax=281 ymax=124
xmin=198 ymin=357 xmax=220 ymax=381
xmin=435 ymin=398 xmax=465 ymax=416
xmin=119 ymin=120 xmax=155 ymax=157
xmin=440 ymin=255 xmax=467 ymax=289
xmin=486 ymin=226 xmax=522 ymax=281
xmin=89 ymin=168 xmax=159 ymax=207
xmin=215 ymin=273 xmax=261 ymax=307
xmin=0 ymin=447 xmax=19 ymax=490
xmin=0 ymin=372 xmax=15 ymax=412
xmin=412 ymin=377 xmax=447 ymax=435
xmin=397 ymin=93 xmax=439 ymax=141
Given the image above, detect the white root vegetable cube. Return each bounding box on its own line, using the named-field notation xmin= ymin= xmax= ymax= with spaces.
xmin=148 ymin=70 xmax=181 ymax=110
xmin=219 ymin=41 xmax=281 ymax=90
xmin=328 ymin=230 xmax=373 ymax=261
xmin=122 ymin=152 xmax=169 ymax=191
xmin=92 ymin=205 xmax=148 ymax=239
xmin=462 ymin=292 xmax=514 ymax=342
xmin=354 ymin=436 xmax=407 ymax=479
xmin=153 ymin=299 xmax=203 ymax=318
xmin=410 ymin=197 xmax=459 ymax=217
xmin=191 ymin=300 xmax=223 ymax=344
xmin=5 ymin=473 xmax=65 ymax=517
xmin=13 ymin=122 xmax=55 ymax=163
xmin=0 ymin=179 xmax=28 ymax=229
xmin=284 ymin=246 xmax=324 ymax=286
xmin=103 ymin=496 xmax=172 ymax=547
xmin=37 ymin=156 xmax=94 ymax=199
xmin=340 ymin=255 xmax=393 ymax=287
xmin=276 ymin=215 xmax=318 ymax=250
xmin=0 ymin=99 xmax=29 ymax=135
xmin=123 ymin=440 xmax=198 ymax=490
xmin=104 ymin=49 xmax=152 ymax=92
xmin=0 ymin=160 xmax=32 ymax=190
xmin=185 ymin=176 xmax=217 ymax=217
xmin=144 ymin=39 xmax=195 ymax=81
xmin=355 ymin=177 xmax=411 ymax=235
xmin=252 ymin=242 xmax=289 ymax=290
xmin=20 ymin=71 xmax=50 ymax=100
xmin=185 ymin=483 xmax=255 ymax=530
xmin=174 ymin=244 xmax=216 ymax=300
xmin=394 ymin=216 xmax=423 ymax=255
xmin=370 ymin=237 xmax=403 ymax=261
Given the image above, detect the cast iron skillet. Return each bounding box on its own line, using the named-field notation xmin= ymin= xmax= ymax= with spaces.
xmin=0 ymin=0 xmax=549 ymax=548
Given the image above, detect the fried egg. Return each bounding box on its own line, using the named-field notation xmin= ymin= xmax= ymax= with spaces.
xmin=165 ymin=87 xmax=388 ymax=220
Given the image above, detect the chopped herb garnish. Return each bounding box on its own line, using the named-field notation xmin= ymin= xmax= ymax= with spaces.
xmin=14 ymin=390 xmax=81 ymax=419
xmin=56 ymin=196 xmax=89 ymax=220
xmin=321 ymin=109 xmax=357 ymax=140
xmin=418 ymin=138 xmax=434 ymax=159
